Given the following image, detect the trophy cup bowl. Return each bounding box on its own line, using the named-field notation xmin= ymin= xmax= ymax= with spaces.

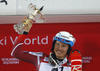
xmin=13 ymin=3 xmax=45 ymax=35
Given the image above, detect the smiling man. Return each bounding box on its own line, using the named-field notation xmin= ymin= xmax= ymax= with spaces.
xmin=54 ymin=41 xmax=69 ymax=59
xmin=48 ymin=31 xmax=76 ymax=68
xmin=11 ymin=17 xmax=82 ymax=71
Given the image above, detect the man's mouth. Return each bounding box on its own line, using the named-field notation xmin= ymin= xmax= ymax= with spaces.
xmin=56 ymin=51 xmax=62 ymax=54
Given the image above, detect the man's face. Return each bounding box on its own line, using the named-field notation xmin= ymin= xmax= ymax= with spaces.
xmin=54 ymin=41 xmax=69 ymax=59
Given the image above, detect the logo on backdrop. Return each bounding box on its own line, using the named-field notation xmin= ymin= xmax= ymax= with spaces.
xmin=0 ymin=0 xmax=8 ymax=5
xmin=83 ymin=56 xmax=92 ymax=63
xmin=1 ymin=58 xmax=20 ymax=65
xmin=0 ymin=36 xmax=48 ymax=45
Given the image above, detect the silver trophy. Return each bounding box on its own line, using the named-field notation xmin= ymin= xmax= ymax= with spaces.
xmin=14 ymin=3 xmax=45 ymax=34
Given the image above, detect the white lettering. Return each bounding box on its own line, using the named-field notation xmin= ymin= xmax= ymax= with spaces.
xmin=0 ymin=39 xmax=3 ymax=45
xmin=2 ymin=58 xmax=20 ymax=65
xmin=83 ymin=57 xmax=92 ymax=60
xmin=0 ymin=37 xmax=7 ymax=45
xmin=24 ymin=38 xmax=31 ymax=45
xmin=32 ymin=38 xmax=36 ymax=44
xmin=41 ymin=36 xmax=48 ymax=44
xmin=5 ymin=37 xmax=7 ymax=45
xmin=83 ymin=56 xmax=92 ymax=63
xmin=24 ymin=36 xmax=48 ymax=45
xmin=37 ymin=36 xmax=41 ymax=44
xmin=10 ymin=36 xmax=18 ymax=45
xmin=0 ymin=36 xmax=49 ymax=46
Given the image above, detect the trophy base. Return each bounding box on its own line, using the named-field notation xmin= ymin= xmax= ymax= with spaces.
xmin=13 ymin=23 xmax=24 ymax=35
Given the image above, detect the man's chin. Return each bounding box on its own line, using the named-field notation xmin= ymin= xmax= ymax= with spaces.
xmin=56 ymin=55 xmax=62 ymax=59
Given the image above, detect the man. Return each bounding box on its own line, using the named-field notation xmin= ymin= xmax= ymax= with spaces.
xmin=11 ymin=22 xmax=82 ymax=71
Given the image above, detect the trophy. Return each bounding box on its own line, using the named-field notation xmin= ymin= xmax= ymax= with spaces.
xmin=14 ymin=3 xmax=45 ymax=34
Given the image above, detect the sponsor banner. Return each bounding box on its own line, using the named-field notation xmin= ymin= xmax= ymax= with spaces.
xmin=0 ymin=0 xmax=100 ymax=15
xmin=0 ymin=23 xmax=100 ymax=71
xmin=0 ymin=36 xmax=49 ymax=46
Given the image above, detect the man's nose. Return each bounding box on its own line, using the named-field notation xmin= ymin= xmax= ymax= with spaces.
xmin=58 ymin=45 xmax=62 ymax=50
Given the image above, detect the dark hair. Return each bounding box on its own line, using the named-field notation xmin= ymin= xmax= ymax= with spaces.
xmin=51 ymin=40 xmax=72 ymax=56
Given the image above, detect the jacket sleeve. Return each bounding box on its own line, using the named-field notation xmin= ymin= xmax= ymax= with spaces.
xmin=11 ymin=34 xmax=45 ymax=66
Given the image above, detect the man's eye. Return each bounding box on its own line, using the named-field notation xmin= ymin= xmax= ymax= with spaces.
xmin=62 ymin=45 xmax=66 ymax=47
xmin=56 ymin=43 xmax=59 ymax=46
